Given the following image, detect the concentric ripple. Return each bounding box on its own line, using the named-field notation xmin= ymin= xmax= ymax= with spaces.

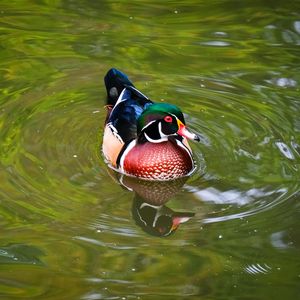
xmin=180 ymin=72 xmax=300 ymax=226
xmin=0 ymin=1 xmax=300 ymax=299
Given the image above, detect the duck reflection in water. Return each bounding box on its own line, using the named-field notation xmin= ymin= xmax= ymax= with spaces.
xmin=108 ymin=170 xmax=195 ymax=237
xmin=132 ymin=195 xmax=194 ymax=237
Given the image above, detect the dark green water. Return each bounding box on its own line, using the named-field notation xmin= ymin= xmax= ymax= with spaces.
xmin=1 ymin=1 xmax=300 ymax=299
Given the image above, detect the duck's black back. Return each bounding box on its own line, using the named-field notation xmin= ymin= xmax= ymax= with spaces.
xmin=104 ymin=68 xmax=135 ymax=106
xmin=104 ymin=68 xmax=153 ymax=143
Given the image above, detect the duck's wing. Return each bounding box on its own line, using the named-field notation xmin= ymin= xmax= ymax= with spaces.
xmin=107 ymin=86 xmax=153 ymax=143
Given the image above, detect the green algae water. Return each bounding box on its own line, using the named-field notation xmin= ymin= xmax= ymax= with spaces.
xmin=1 ymin=1 xmax=300 ymax=299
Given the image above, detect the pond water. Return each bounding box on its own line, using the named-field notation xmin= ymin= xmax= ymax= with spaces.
xmin=0 ymin=0 xmax=300 ymax=299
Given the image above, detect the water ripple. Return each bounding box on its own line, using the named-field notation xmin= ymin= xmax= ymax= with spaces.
xmin=245 ymin=263 xmax=272 ymax=275
xmin=0 ymin=3 xmax=299 ymax=299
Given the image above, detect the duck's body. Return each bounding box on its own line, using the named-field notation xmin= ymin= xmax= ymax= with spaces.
xmin=121 ymin=139 xmax=193 ymax=180
xmin=102 ymin=68 xmax=199 ymax=180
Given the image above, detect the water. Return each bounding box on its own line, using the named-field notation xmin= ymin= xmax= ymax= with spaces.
xmin=0 ymin=1 xmax=300 ymax=299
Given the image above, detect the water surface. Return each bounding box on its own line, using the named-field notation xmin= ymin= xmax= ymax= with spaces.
xmin=0 ymin=1 xmax=300 ymax=299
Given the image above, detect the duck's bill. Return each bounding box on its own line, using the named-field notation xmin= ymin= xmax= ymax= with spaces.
xmin=171 ymin=213 xmax=195 ymax=232
xmin=177 ymin=121 xmax=200 ymax=142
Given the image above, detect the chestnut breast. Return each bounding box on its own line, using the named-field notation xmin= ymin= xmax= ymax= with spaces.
xmin=123 ymin=141 xmax=193 ymax=180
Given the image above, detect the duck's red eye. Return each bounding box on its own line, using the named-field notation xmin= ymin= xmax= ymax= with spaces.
xmin=164 ymin=116 xmax=172 ymax=123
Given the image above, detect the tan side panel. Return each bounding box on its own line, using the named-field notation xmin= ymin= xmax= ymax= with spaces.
xmin=102 ymin=126 xmax=124 ymax=167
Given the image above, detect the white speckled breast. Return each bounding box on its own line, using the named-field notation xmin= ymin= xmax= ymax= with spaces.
xmin=122 ymin=140 xmax=194 ymax=180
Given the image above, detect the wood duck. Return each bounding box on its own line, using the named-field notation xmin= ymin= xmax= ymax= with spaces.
xmin=132 ymin=195 xmax=195 ymax=237
xmin=102 ymin=68 xmax=200 ymax=180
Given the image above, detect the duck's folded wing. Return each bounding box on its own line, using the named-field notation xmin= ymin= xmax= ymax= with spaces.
xmin=107 ymin=87 xmax=153 ymax=143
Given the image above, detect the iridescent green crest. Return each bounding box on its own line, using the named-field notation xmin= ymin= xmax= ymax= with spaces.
xmin=137 ymin=103 xmax=185 ymax=133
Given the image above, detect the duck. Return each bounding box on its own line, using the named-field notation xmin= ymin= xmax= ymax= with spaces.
xmin=132 ymin=195 xmax=195 ymax=237
xmin=102 ymin=68 xmax=200 ymax=181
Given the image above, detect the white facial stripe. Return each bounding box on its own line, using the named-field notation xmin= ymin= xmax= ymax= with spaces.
xmin=144 ymin=132 xmax=168 ymax=143
xmin=158 ymin=122 xmax=169 ymax=139
xmin=141 ymin=113 xmax=183 ymax=143
xmin=141 ymin=120 xmax=156 ymax=131
xmin=141 ymin=120 xmax=168 ymax=143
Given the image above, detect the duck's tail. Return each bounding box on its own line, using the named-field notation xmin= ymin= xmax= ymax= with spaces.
xmin=104 ymin=68 xmax=135 ymax=106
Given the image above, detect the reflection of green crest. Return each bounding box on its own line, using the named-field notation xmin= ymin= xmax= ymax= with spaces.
xmin=137 ymin=103 xmax=185 ymax=133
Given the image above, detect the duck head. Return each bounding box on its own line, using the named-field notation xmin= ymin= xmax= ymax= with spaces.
xmin=137 ymin=103 xmax=200 ymax=143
